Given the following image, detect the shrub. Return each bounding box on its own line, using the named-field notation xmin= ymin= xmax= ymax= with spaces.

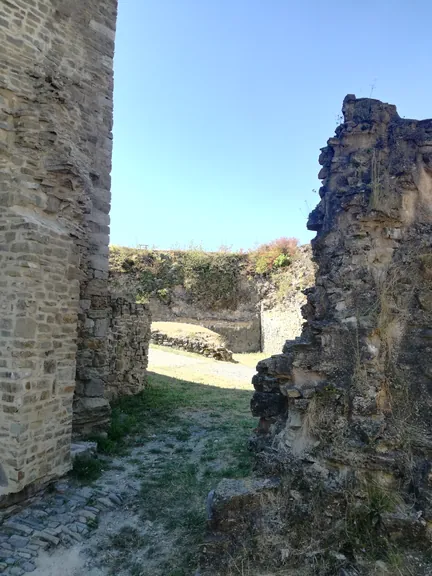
xmin=109 ymin=237 xmax=300 ymax=309
xmin=71 ymin=454 xmax=104 ymax=482
xmin=181 ymin=250 xmax=245 ymax=310
xmin=249 ymin=237 xmax=298 ymax=275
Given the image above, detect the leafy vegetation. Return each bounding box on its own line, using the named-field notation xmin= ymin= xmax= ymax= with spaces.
xmin=109 ymin=237 xmax=299 ymax=310
xmin=84 ymin=365 xmax=255 ymax=576
xmin=247 ymin=237 xmax=298 ymax=275
xmin=345 ymin=481 xmax=401 ymax=557
xmin=71 ymin=454 xmax=105 ymax=482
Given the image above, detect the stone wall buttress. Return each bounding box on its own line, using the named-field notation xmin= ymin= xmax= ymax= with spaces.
xmin=0 ymin=0 xmax=118 ymax=497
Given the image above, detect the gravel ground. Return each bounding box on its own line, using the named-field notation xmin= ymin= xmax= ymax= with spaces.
xmin=149 ymin=346 xmax=256 ymax=386
xmin=0 ymin=347 xmax=256 ymax=576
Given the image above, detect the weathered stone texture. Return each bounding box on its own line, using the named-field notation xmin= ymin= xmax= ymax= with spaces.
xmin=110 ymin=247 xmax=315 ymax=354
xmin=260 ymin=245 xmax=315 ymax=353
xmin=151 ymin=329 xmax=234 ymax=362
xmin=255 ymin=97 xmax=432 ymax=467
xmin=111 ymin=272 xmax=263 ymax=353
xmin=105 ymin=299 xmax=151 ymax=402
xmin=0 ymin=0 xmax=117 ymax=496
xmin=210 ymin=97 xmax=432 ymax=572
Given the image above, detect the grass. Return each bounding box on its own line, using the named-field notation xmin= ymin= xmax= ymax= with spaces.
xmin=152 ymin=321 xmax=226 ymax=348
xmin=86 ymin=363 xmax=256 ymax=576
xmin=110 ymin=245 xmax=248 ymax=310
xmin=151 ymin=344 xmax=268 ymax=371
xmin=150 ymin=342 xmax=207 ymax=360
xmin=345 ymin=481 xmax=401 ymax=556
xmin=233 ymin=351 xmax=268 ymax=368
xmin=71 ymin=454 xmax=105 ymax=483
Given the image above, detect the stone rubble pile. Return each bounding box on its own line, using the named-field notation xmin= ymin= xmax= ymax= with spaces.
xmin=151 ymin=330 xmax=235 ymax=363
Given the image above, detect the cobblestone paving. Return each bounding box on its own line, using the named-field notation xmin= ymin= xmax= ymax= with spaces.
xmin=0 ymin=481 xmax=122 ymax=575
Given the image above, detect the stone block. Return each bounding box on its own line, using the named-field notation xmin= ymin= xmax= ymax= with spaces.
xmin=14 ymin=318 xmax=36 ymax=339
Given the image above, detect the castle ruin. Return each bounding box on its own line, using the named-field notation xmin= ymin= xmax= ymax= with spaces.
xmin=3 ymin=2 xmax=432 ymax=571
xmin=207 ymin=96 xmax=432 ymax=573
xmin=0 ymin=0 xmax=150 ymax=501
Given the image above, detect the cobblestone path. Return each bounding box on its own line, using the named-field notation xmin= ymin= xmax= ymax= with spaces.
xmin=0 ymin=479 xmax=123 ymax=575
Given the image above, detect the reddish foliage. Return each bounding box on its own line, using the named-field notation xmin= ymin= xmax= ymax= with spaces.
xmin=249 ymin=237 xmax=298 ymax=274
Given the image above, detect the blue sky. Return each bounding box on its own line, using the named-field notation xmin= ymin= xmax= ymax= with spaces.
xmin=111 ymin=0 xmax=432 ymax=250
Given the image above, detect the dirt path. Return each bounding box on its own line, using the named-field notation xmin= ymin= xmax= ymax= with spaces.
xmin=21 ymin=347 xmax=256 ymax=576
xmin=149 ymin=346 xmax=256 ymax=385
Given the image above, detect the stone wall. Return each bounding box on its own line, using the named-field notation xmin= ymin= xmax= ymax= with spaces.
xmin=111 ymin=272 xmax=263 ymax=353
xmin=151 ymin=329 xmax=234 ymax=362
xmin=240 ymin=96 xmax=432 ymax=571
xmin=105 ymin=299 xmax=151 ymax=403
xmin=0 ymin=0 xmax=117 ymax=497
xmin=147 ymin=297 xmax=262 ymax=354
xmin=260 ymin=245 xmax=314 ymax=353
xmin=110 ymin=248 xmax=315 ymax=354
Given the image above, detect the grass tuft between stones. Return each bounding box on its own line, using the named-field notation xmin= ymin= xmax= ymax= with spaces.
xmin=74 ymin=369 xmax=255 ymax=575
xmin=71 ymin=454 xmax=105 ymax=483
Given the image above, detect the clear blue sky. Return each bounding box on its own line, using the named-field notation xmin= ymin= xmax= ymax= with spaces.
xmin=111 ymin=0 xmax=432 ymax=251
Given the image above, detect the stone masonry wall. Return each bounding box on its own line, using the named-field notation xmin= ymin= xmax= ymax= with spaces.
xmin=105 ymin=299 xmax=151 ymax=403
xmin=244 ymin=96 xmax=432 ymax=570
xmin=111 ymin=273 xmax=263 ymax=353
xmin=0 ymin=0 xmax=117 ymax=497
xmin=151 ymin=329 xmax=234 ymax=362
xmin=110 ymin=247 xmax=315 ymax=355
xmin=260 ymin=245 xmax=315 ymax=353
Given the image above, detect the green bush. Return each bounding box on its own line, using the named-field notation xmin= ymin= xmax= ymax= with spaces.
xmin=248 ymin=237 xmax=298 ymax=275
xmin=273 ymin=253 xmax=291 ymax=269
xmin=181 ymin=250 xmax=245 ymax=310
xmin=71 ymin=454 xmax=104 ymax=482
xmin=109 ymin=237 xmax=300 ymax=310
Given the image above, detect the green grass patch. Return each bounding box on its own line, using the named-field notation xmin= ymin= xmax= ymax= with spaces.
xmin=88 ymin=368 xmax=255 ymax=574
xmin=70 ymin=454 xmax=104 ymax=483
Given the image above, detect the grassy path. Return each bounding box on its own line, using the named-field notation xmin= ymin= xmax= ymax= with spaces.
xmin=48 ymin=347 xmax=258 ymax=576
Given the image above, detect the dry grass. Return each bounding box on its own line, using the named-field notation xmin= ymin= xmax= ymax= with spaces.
xmin=369 ymin=149 xmax=389 ymax=211
xmin=148 ymin=352 xmax=254 ymax=392
xmin=153 ymin=321 xmax=225 ymax=347
xmin=233 ymin=352 xmax=268 ymax=368
xmin=87 ymin=361 xmax=256 ymax=576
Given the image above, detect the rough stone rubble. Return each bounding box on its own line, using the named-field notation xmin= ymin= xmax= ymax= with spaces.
xmin=208 ymin=96 xmax=432 ymax=572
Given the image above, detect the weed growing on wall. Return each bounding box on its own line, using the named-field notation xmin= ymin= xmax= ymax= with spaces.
xmin=181 ymin=249 xmax=244 ymax=309
xmin=248 ymin=237 xmax=298 ymax=275
xmin=109 ymin=237 xmax=301 ymax=310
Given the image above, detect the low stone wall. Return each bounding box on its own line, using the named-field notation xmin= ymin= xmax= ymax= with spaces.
xmin=260 ymin=245 xmax=315 ymax=354
xmin=110 ymin=246 xmax=315 ymax=355
xmin=145 ymin=290 xmax=262 ymax=353
xmin=191 ymin=318 xmax=260 ymax=354
xmin=151 ymin=331 xmax=234 ymax=362
xmin=146 ymin=306 xmax=261 ymax=353
xmin=106 ymin=299 xmax=151 ymax=401
xmin=73 ymin=297 xmax=151 ymax=433
xmin=110 ymin=265 xmax=262 ymax=353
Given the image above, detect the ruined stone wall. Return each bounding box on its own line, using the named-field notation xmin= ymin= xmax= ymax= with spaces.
xmin=105 ymin=299 xmax=151 ymax=403
xmin=110 ymin=247 xmax=315 ymax=354
xmin=148 ymin=294 xmax=262 ymax=354
xmin=260 ymin=245 xmax=315 ymax=353
xmin=111 ymin=272 xmax=262 ymax=353
xmin=151 ymin=328 xmax=234 ymax=362
xmin=255 ymin=97 xmax=432 ymax=455
xmin=0 ymin=0 xmax=117 ymax=497
xmin=208 ymin=97 xmax=432 ymax=574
